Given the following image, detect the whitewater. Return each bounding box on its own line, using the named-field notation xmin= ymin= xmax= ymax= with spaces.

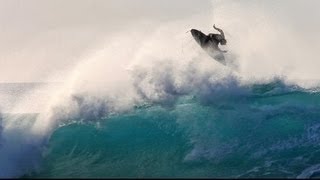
xmin=1 ymin=0 xmax=320 ymax=178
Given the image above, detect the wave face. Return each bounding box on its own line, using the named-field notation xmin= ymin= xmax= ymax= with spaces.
xmin=21 ymin=82 xmax=320 ymax=178
xmin=1 ymin=0 xmax=320 ymax=178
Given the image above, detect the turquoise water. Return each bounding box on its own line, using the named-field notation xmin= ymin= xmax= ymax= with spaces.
xmin=16 ymin=81 xmax=320 ymax=178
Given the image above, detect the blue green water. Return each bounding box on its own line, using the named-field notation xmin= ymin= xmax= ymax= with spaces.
xmin=20 ymin=81 xmax=320 ymax=178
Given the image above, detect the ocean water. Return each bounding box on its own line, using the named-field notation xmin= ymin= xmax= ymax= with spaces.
xmin=1 ymin=80 xmax=320 ymax=178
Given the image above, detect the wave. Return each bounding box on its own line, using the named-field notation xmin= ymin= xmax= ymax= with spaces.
xmin=15 ymin=84 xmax=320 ymax=178
xmin=1 ymin=78 xmax=319 ymax=177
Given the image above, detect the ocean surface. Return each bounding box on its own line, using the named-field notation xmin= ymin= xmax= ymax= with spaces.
xmin=1 ymin=80 xmax=320 ymax=178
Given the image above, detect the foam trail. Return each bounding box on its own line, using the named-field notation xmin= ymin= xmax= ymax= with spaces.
xmin=297 ymin=164 xmax=320 ymax=179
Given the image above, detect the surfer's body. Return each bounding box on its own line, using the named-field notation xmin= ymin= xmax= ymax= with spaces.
xmin=190 ymin=25 xmax=228 ymax=65
xmin=207 ymin=25 xmax=227 ymax=53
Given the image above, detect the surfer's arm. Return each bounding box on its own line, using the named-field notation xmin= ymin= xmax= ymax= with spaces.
xmin=213 ymin=24 xmax=225 ymax=39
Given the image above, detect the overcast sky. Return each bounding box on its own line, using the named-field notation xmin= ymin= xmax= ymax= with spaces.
xmin=1 ymin=0 xmax=320 ymax=83
xmin=0 ymin=0 xmax=212 ymax=82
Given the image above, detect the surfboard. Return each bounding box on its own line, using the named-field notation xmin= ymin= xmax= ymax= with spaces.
xmin=191 ymin=29 xmax=226 ymax=65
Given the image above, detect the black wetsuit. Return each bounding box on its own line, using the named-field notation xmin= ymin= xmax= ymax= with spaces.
xmin=207 ymin=33 xmax=224 ymax=52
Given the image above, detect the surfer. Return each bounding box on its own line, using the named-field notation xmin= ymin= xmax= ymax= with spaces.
xmin=190 ymin=25 xmax=228 ymax=65
xmin=208 ymin=24 xmax=227 ymax=53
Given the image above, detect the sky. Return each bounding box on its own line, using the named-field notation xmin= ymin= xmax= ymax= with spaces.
xmin=0 ymin=0 xmax=211 ymax=83
xmin=1 ymin=0 xmax=320 ymax=83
